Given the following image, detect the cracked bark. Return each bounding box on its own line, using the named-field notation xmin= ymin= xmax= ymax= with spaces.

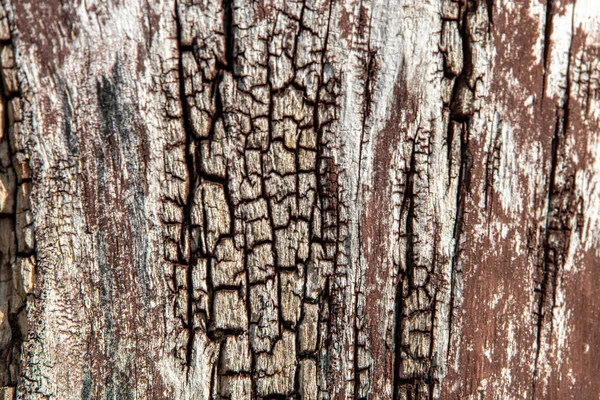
xmin=1 ymin=0 xmax=600 ymax=399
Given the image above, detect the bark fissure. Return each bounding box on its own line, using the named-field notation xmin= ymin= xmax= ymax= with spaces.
xmin=0 ymin=2 xmax=34 ymax=395
xmin=532 ymin=11 xmax=575 ymax=397
xmin=174 ymin=2 xmax=198 ymax=369
xmin=483 ymin=115 xmax=502 ymax=213
xmin=444 ymin=0 xmax=476 ymax=373
xmin=393 ymin=140 xmax=419 ymax=400
xmin=541 ymin=0 xmax=554 ymax=100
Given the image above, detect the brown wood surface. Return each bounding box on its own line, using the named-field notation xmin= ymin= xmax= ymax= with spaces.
xmin=0 ymin=0 xmax=598 ymax=398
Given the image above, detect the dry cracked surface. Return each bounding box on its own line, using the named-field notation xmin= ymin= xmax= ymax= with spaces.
xmin=0 ymin=0 xmax=599 ymax=399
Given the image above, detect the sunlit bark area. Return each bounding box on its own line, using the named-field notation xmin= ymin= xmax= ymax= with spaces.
xmin=0 ymin=0 xmax=599 ymax=398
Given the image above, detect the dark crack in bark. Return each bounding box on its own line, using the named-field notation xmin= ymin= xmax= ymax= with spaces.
xmin=0 ymin=2 xmax=35 ymax=396
xmin=532 ymin=10 xmax=576 ymax=398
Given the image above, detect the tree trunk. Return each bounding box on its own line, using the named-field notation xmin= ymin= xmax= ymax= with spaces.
xmin=0 ymin=0 xmax=598 ymax=398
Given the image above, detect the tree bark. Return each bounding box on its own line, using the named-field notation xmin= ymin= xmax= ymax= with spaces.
xmin=0 ymin=0 xmax=598 ymax=398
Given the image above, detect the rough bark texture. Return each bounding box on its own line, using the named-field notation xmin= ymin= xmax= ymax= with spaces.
xmin=0 ymin=0 xmax=598 ymax=398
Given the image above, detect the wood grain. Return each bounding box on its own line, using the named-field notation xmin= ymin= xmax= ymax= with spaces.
xmin=0 ymin=0 xmax=598 ymax=398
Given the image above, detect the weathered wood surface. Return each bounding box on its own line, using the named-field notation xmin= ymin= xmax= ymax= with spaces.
xmin=0 ymin=0 xmax=598 ymax=398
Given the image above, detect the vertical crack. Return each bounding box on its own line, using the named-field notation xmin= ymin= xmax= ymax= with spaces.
xmin=222 ymin=0 xmax=235 ymax=72
xmin=354 ymin=4 xmax=376 ymax=398
xmin=483 ymin=115 xmax=502 ymax=213
xmin=0 ymin=2 xmax=34 ymax=393
xmin=445 ymin=0 xmax=476 ymax=369
xmin=484 ymin=0 xmax=494 ymax=25
xmin=174 ymin=0 xmax=197 ymax=370
xmin=393 ymin=139 xmax=417 ymax=400
xmin=531 ymin=9 xmax=574 ymax=398
xmin=446 ymin=120 xmax=471 ymax=357
xmin=355 ymin=13 xmax=376 ymax=204
xmin=541 ymin=0 xmax=554 ymax=100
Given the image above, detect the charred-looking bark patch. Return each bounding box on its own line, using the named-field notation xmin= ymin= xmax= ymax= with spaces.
xmin=169 ymin=0 xmax=342 ymax=397
xmin=0 ymin=2 xmax=34 ymax=394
